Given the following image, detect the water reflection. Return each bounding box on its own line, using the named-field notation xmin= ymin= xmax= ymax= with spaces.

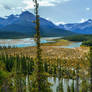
xmin=49 ymin=77 xmax=89 ymax=92
xmin=1 ymin=77 xmax=90 ymax=92
xmin=60 ymin=42 xmax=82 ymax=48
xmin=0 ymin=37 xmax=57 ymax=48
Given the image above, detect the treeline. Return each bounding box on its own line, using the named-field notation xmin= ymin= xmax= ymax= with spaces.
xmin=82 ymin=40 xmax=92 ymax=46
xmin=62 ymin=34 xmax=92 ymax=42
xmin=0 ymin=46 xmax=16 ymax=50
xmin=0 ymin=31 xmax=29 ymax=39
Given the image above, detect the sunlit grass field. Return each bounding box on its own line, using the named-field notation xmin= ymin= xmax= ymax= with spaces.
xmin=41 ymin=39 xmax=72 ymax=46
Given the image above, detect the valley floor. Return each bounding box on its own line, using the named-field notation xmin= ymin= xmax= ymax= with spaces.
xmin=0 ymin=46 xmax=89 ymax=60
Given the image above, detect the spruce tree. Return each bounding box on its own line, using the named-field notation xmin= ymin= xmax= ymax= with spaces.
xmin=31 ymin=0 xmax=52 ymax=92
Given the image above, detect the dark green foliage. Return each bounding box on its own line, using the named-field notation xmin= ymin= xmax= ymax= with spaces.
xmin=0 ymin=31 xmax=28 ymax=39
xmin=67 ymin=85 xmax=71 ymax=92
xmin=44 ymin=62 xmax=48 ymax=72
xmin=82 ymin=40 xmax=92 ymax=46
xmin=63 ymin=34 xmax=92 ymax=42
xmin=3 ymin=55 xmax=14 ymax=72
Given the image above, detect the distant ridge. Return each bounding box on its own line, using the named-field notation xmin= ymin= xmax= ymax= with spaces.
xmin=58 ymin=19 xmax=92 ymax=34
xmin=0 ymin=11 xmax=75 ymax=38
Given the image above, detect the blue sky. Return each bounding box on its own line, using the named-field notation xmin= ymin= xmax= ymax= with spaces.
xmin=0 ymin=0 xmax=92 ymax=24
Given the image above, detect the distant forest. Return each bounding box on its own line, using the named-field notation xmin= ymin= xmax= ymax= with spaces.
xmin=63 ymin=34 xmax=92 ymax=41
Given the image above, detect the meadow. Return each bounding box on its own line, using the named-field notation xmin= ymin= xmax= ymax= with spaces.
xmin=0 ymin=44 xmax=91 ymax=92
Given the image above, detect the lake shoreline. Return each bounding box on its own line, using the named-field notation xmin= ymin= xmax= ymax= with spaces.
xmin=0 ymin=37 xmax=82 ymax=48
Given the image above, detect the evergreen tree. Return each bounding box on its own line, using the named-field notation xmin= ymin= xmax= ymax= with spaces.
xmin=31 ymin=0 xmax=52 ymax=92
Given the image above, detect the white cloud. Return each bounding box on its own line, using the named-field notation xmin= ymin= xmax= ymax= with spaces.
xmin=80 ymin=18 xmax=87 ymax=23
xmin=44 ymin=17 xmax=66 ymax=25
xmin=0 ymin=0 xmax=71 ymax=17
xmin=23 ymin=1 xmax=34 ymax=9
xmin=0 ymin=0 xmax=71 ymax=13
xmin=23 ymin=0 xmax=71 ymax=9
xmin=63 ymin=0 xmax=71 ymax=2
xmin=46 ymin=18 xmax=50 ymax=20
xmin=39 ymin=1 xmax=55 ymax=7
xmin=86 ymin=8 xmax=90 ymax=11
xmin=0 ymin=4 xmax=3 ymax=8
xmin=54 ymin=21 xmax=66 ymax=25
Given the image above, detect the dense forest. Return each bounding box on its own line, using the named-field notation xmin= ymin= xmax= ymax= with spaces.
xmin=82 ymin=40 xmax=92 ymax=46
xmin=0 ymin=31 xmax=29 ymax=39
xmin=62 ymin=34 xmax=92 ymax=46
xmin=62 ymin=35 xmax=92 ymax=42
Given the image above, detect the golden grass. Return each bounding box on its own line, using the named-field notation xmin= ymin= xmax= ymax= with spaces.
xmin=0 ymin=46 xmax=89 ymax=59
xmin=41 ymin=39 xmax=72 ymax=46
xmin=0 ymin=46 xmax=90 ymax=73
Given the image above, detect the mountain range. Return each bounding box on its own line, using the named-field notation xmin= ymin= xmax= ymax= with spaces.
xmin=58 ymin=19 xmax=92 ymax=34
xmin=0 ymin=11 xmax=75 ymax=38
xmin=0 ymin=11 xmax=92 ymax=38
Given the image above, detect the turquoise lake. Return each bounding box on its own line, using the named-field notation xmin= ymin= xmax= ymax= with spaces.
xmin=0 ymin=37 xmax=82 ymax=48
